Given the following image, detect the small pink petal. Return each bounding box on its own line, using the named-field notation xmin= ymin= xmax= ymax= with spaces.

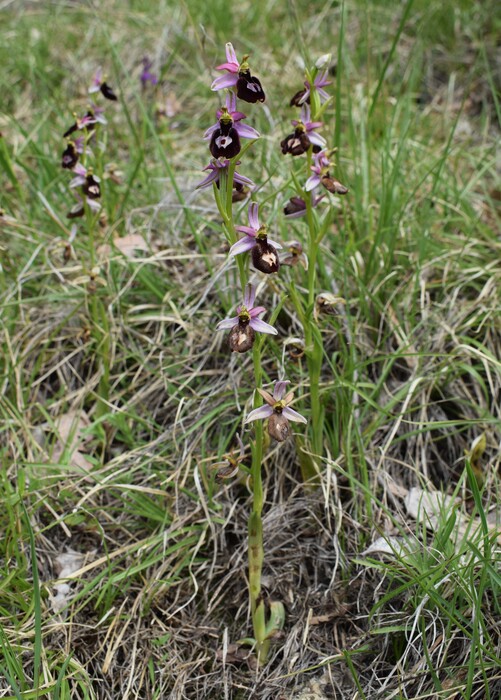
xmin=203 ymin=123 xmax=218 ymax=140
xmin=248 ymin=305 xmax=265 ymax=317
xmin=274 ymin=381 xmax=290 ymax=401
xmin=215 ymin=62 xmax=239 ymax=73
xmin=234 ymin=172 xmax=255 ymax=187
xmin=248 ymin=202 xmax=259 ymax=230
xmin=229 ymin=236 xmax=256 ymax=257
xmin=305 ymin=174 xmax=321 ymax=191
xmin=245 ymin=405 xmax=274 ymax=423
xmin=235 ymin=225 xmax=257 ymax=236
xmin=243 ymin=284 xmax=255 ymax=308
xmin=307 ymin=121 xmax=323 ymax=131
xmin=70 ymin=175 xmax=86 ymax=188
xmin=268 ymin=238 xmax=283 ymax=250
xmin=282 ymin=406 xmax=307 ymax=424
xmin=235 ymin=123 xmax=260 ymax=139
xmin=195 ymin=171 xmax=219 ymax=190
xmin=308 ymin=132 xmax=327 ymax=148
xmin=225 ymin=43 xmax=238 ymax=65
xmin=216 ymin=316 xmax=239 ymax=330
xmin=231 ymin=111 xmax=247 ymax=121
xmin=211 ymin=74 xmax=239 ymax=91
xmin=249 ymin=318 xmax=277 ymax=335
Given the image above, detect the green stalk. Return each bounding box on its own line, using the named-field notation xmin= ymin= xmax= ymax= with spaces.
xmin=303 ymin=151 xmax=325 ymax=460
xmin=248 ymin=341 xmax=270 ymax=663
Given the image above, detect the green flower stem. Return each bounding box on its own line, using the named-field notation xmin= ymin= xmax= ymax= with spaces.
xmin=213 ymin=153 xmax=271 ymax=663
xmin=303 ymin=153 xmax=325 ymax=461
xmin=248 ymin=340 xmax=270 ymax=664
xmin=85 ymin=204 xmax=110 ymax=424
xmin=213 ymin=170 xmax=246 ymax=291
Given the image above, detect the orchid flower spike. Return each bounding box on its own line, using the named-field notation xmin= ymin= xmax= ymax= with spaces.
xmin=216 ymin=284 xmax=277 ymax=353
xmin=230 ymin=202 xmax=281 ymax=274
xmin=211 ymin=43 xmax=265 ymax=103
xmin=245 ymin=381 xmax=307 ymax=442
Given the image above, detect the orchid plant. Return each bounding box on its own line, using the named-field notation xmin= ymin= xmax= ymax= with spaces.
xmin=196 ymin=41 xmax=347 ymax=665
xmin=60 ymin=69 xmax=119 ymax=420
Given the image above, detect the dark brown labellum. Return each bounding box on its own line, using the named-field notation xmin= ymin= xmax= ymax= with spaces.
xmin=283 ymin=196 xmax=306 ymax=216
xmin=61 ymin=142 xmax=78 ymax=169
xmin=280 ymin=129 xmax=311 ymax=156
xmin=83 ymin=175 xmax=101 ymax=200
xmin=268 ymin=412 xmax=290 ymax=442
xmin=232 ymin=183 xmax=249 ymax=202
xmin=237 ymin=70 xmax=265 ymax=103
xmin=63 ymin=123 xmax=78 ymax=138
xmin=251 ymin=239 xmax=280 ymax=274
xmin=83 ymin=111 xmax=97 ymax=132
xmin=100 ymin=82 xmax=118 ymax=101
xmin=228 ymin=322 xmax=255 ymax=353
xmin=210 ymin=121 xmax=241 ymax=159
xmin=67 ymin=204 xmax=84 ymax=219
xmin=321 ymin=175 xmax=348 ymax=195
xmin=290 ymin=89 xmax=308 ymax=107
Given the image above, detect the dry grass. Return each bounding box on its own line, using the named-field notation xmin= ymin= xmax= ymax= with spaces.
xmin=0 ymin=0 xmax=500 ymax=698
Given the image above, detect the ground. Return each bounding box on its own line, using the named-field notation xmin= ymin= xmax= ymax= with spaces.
xmin=0 ymin=0 xmax=500 ymax=698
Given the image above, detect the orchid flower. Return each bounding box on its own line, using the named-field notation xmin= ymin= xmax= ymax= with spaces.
xmin=211 ymin=43 xmax=265 ymax=103
xmin=305 ymin=150 xmax=348 ymax=195
xmin=281 ymin=104 xmax=326 ymax=156
xmin=140 ymin=57 xmax=158 ymax=87
xmin=88 ymin=69 xmax=117 ymax=101
xmin=61 ymin=136 xmax=84 ymax=170
xmin=211 ymin=433 xmax=247 ymax=480
xmin=217 ymin=284 xmax=277 ymax=353
xmin=195 ymin=158 xmax=255 ymax=193
xmin=281 ymin=240 xmax=308 ymax=269
xmin=204 ymin=92 xmax=260 ymax=142
xmin=69 ymin=163 xmax=101 ymax=201
xmin=245 ymin=381 xmax=307 ymax=442
xmin=229 ymin=202 xmax=281 ymax=274
xmin=290 ymin=69 xmax=332 ymax=107
xmin=283 ymin=194 xmax=325 ymax=219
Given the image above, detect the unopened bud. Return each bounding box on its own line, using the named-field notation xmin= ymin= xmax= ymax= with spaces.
xmin=315 ymin=53 xmax=332 ymax=69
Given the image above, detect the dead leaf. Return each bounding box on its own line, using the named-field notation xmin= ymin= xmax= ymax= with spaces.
xmin=361 ymin=536 xmax=410 ymax=558
xmin=405 ymin=486 xmax=501 ymax=546
xmin=50 ymin=549 xmax=96 ymax=613
xmin=98 ymin=234 xmax=149 ymax=259
xmin=49 ymin=410 xmax=93 ymax=471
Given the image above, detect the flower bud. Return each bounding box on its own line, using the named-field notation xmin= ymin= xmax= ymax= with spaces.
xmin=315 ymin=53 xmax=332 ymax=69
